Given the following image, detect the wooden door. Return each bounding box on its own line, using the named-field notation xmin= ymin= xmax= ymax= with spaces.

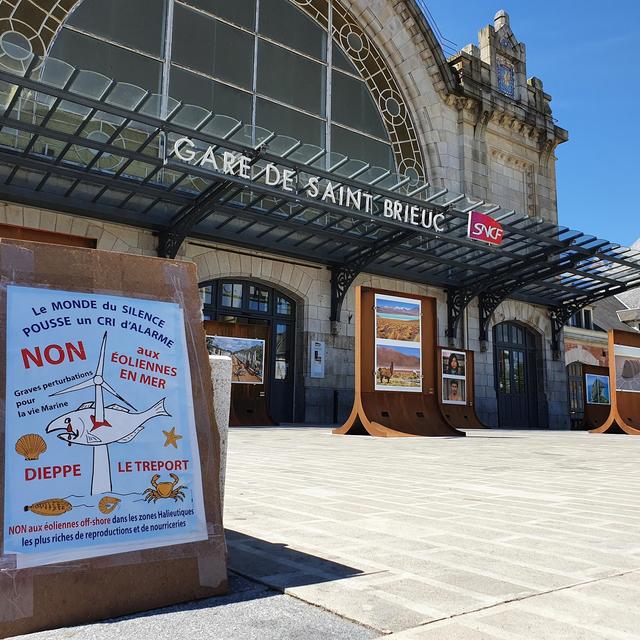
xmin=494 ymin=322 xmax=539 ymax=428
xmin=204 ymin=321 xmax=274 ymax=426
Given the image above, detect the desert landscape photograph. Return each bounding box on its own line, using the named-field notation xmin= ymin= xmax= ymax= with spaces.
xmin=375 ymin=295 xmax=421 ymax=342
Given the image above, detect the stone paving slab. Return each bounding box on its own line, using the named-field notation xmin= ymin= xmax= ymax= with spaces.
xmin=225 ymin=427 xmax=640 ymax=638
xmin=10 ymin=573 xmax=376 ymax=640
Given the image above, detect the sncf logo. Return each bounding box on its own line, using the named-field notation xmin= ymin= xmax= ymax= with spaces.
xmin=467 ymin=211 xmax=504 ymax=246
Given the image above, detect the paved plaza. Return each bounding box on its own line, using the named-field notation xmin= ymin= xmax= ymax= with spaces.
xmin=14 ymin=426 xmax=640 ymax=639
xmin=226 ymin=427 xmax=640 ymax=639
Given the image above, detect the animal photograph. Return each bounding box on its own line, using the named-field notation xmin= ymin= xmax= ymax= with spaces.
xmin=585 ymin=374 xmax=610 ymax=405
xmin=375 ymin=295 xmax=421 ymax=342
xmin=207 ymin=336 xmax=265 ymax=384
xmin=375 ymin=344 xmax=421 ymax=391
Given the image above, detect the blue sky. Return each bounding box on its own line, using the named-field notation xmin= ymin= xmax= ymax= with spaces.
xmin=425 ymin=0 xmax=639 ymax=247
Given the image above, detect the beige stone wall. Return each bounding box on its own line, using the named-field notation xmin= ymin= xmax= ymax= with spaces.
xmin=0 ymin=203 xmax=157 ymax=255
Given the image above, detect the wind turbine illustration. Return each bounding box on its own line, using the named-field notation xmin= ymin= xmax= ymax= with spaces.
xmin=46 ymin=332 xmax=170 ymax=496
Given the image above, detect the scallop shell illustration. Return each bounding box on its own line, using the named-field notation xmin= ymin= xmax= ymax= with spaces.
xmin=98 ymin=496 xmax=121 ymax=515
xmin=15 ymin=434 xmax=47 ymax=461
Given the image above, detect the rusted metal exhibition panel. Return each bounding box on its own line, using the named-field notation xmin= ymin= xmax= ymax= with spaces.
xmin=582 ymin=364 xmax=610 ymax=431
xmin=334 ymin=286 xmax=464 ymax=437
xmin=437 ymin=347 xmax=486 ymax=429
xmin=591 ymin=330 xmax=640 ymax=435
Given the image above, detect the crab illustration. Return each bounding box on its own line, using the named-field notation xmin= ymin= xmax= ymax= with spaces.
xmin=143 ymin=473 xmax=187 ymax=503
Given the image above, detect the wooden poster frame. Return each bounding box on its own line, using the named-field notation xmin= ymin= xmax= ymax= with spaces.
xmin=437 ymin=347 xmax=486 ymax=429
xmin=591 ymin=330 xmax=640 ymax=435
xmin=581 ymin=364 xmax=610 ymax=431
xmin=334 ymin=286 xmax=464 ymax=437
xmin=0 ymin=240 xmax=227 ymax=638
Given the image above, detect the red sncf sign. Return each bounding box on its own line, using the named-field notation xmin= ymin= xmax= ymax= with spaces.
xmin=467 ymin=210 xmax=504 ymax=246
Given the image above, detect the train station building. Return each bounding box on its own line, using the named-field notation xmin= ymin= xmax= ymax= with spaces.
xmin=0 ymin=0 xmax=639 ymax=428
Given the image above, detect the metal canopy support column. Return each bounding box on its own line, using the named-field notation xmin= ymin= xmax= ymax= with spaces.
xmin=476 ymin=251 xmax=589 ymax=346
xmin=548 ymin=301 xmax=587 ymax=361
xmin=478 ymin=288 xmax=511 ymax=346
xmin=330 ymin=230 xmax=415 ymax=330
xmin=446 ymin=287 xmax=476 ymax=346
xmin=547 ymin=280 xmax=631 ymax=359
xmin=157 ymin=180 xmax=233 ymax=258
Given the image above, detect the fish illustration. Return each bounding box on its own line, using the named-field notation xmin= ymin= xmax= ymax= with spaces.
xmin=44 ymin=332 xmax=171 ymax=496
xmin=46 ymin=398 xmax=169 ymax=447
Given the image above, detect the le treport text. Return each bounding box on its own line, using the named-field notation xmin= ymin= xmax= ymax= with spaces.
xmin=24 ymin=459 xmax=190 ymax=482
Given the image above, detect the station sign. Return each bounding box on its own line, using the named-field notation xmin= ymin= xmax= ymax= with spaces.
xmin=467 ymin=210 xmax=504 ymax=245
xmin=172 ymin=137 xmax=446 ymax=233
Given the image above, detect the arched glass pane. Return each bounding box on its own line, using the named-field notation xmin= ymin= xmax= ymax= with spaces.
xmin=259 ymin=0 xmax=326 ymax=59
xmin=67 ymin=0 xmax=166 ymax=57
xmin=256 ymin=98 xmax=324 ymax=148
xmin=170 ymin=66 xmax=252 ymax=122
xmin=173 ymin=4 xmax=254 ymax=89
xmin=332 ymin=69 xmax=387 ymax=138
xmin=50 ymin=28 xmax=162 ymax=93
xmin=182 ymin=0 xmax=256 ymax=29
xmin=46 ymin=0 xmax=398 ymax=172
xmin=332 ymin=125 xmax=394 ymax=169
xmin=257 ymin=40 xmax=325 ymax=115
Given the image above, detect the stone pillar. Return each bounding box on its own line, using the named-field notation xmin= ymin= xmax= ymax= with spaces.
xmin=209 ymin=355 xmax=232 ymax=506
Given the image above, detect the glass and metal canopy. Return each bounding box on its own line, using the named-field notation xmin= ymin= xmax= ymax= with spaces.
xmin=1 ymin=47 xmax=639 ymax=349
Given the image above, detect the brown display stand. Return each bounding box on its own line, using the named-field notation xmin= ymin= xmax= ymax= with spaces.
xmin=437 ymin=347 xmax=486 ymax=429
xmin=0 ymin=240 xmax=227 ymax=638
xmin=581 ymin=364 xmax=610 ymax=431
xmin=334 ymin=287 xmax=464 ymax=437
xmin=591 ymin=330 xmax=640 ymax=435
xmin=204 ymin=321 xmax=275 ymax=426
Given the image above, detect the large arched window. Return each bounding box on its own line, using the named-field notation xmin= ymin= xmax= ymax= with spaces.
xmin=47 ymin=0 xmax=396 ymax=170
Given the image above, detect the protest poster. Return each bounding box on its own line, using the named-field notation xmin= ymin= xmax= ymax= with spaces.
xmin=4 ymin=285 xmax=207 ymax=568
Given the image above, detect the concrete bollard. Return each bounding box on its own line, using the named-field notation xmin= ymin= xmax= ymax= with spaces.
xmin=209 ymin=355 xmax=232 ymax=506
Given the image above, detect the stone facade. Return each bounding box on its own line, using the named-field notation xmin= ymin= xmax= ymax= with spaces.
xmin=0 ymin=200 xmax=571 ymax=429
xmin=565 ymin=329 xmax=609 ymax=368
xmin=0 ymin=3 xmax=572 ymax=429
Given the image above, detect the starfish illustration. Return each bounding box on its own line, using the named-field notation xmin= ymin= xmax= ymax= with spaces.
xmin=163 ymin=427 xmax=183 ymax=449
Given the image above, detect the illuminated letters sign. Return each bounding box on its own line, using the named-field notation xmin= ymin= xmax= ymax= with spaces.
xmin=467 ymin=210 xmax=504 ymax=245
xmin=172 ymin=137 xmax=446 ymax=233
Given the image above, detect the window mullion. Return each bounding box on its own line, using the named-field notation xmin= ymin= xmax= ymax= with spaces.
xmin=252 ymin=0 xmax=260 ymax=130
xmin=161 ymin=0 xmax=175 ymax=113
xmin=325 ymin=0 xmax=333 ymax=159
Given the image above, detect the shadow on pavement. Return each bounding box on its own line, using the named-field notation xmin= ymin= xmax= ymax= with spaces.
xmin=226 ymin=529 xmax=363 ymax=590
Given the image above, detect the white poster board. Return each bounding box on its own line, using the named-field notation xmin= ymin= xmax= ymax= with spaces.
xmin=614 ymin=344 xmax=640 ymax=393
xmin=374 ymin=294 xmax=422 ymax=392
xmin=3 ymin=285 xmax=207 ymax=568
xmin=441 ymin=349 xmax=467 ymax=405
xmin=310 ymin=341 xmax=325 ymax=379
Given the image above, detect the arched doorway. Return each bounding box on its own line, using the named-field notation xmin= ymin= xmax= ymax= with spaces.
xmin=493 ymin=322 xmax=540 ymax=428
xmin=200 ymin=279 xmax=297 ymax=423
